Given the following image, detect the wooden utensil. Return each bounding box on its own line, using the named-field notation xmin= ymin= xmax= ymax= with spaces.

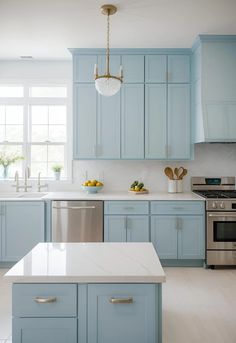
xmin=179 ymin=168 xmax=187 ymax=180
xmin=164 ymin=167 xmax=174 ymax=180
xmin=174 ymin=167 xmax=179 ymax=179
xmin=177 ymin=167 xmax=184 ymax=179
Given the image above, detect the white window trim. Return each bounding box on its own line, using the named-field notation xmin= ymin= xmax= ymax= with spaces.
xmin=0 ymin=78 xmax=72 ymax=182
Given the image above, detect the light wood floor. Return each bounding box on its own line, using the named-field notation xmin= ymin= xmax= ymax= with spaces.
xmin=1 ymin=267 xmax=236 ymax=343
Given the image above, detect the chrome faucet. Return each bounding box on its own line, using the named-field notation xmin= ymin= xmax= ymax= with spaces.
xmin=24 ymin=166 xmax=32 ymax=192
xmin=37 ymin=172 xmax=48 ymax=192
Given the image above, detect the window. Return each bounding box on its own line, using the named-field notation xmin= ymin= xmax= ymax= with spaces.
xmin=0 ymin=83 xmax=69 ymax=179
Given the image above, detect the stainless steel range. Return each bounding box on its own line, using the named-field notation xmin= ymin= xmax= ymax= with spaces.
xmin=192 ymin=177 xmax=236 ymax=267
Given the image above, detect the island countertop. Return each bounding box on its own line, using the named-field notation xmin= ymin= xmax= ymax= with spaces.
xmin=5 ymin=242 xmax=166 ymax=284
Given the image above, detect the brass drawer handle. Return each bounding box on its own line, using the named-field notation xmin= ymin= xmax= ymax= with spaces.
xmin=123 ymin=207 xmax=134 ymax=210
xmin=109 ymin=297 xmax=133 ymax=304
xmin=33 ymin=296 xmax=57 ymax=304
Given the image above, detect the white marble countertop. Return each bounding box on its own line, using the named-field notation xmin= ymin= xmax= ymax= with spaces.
xmin=43 ymin=191 xmax=204 ymax=201
xmin=5 ymin=242 xmax=166 ymax=284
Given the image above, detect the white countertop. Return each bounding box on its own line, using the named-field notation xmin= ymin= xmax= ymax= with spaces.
xmin=5 ymin=242 xmax=166 ymax=284
xmin=43 ymin=191 xmax=204 ymax=201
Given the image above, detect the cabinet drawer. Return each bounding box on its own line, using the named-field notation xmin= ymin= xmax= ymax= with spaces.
xmin=104 ymin=201 xmax=149 ymax=215
xmin=151 ymin=201 xmax=204 ymax=215
xmin=13 ymin=284 xmax=77 ymax=317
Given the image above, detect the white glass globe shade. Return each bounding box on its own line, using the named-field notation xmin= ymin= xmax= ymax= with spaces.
xmin=95 ymin=77 xmax=121 ymax=97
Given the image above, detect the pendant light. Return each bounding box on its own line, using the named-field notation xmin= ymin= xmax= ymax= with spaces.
xmin=94 ymin=4 xmax=123 ymax=97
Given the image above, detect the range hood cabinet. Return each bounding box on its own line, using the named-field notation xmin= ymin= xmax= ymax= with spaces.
xmin=192 ymin=35 xmax=236 ymax=143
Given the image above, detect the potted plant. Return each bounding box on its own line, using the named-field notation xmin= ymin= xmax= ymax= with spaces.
xmin=52 ymin=164 xmax=63 ymax=181
xmin=0 ymin=152 xmax=24 ymax=179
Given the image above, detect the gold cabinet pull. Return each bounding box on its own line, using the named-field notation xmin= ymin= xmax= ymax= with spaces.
xmin=109 ymin=297 xmax=133 ymax=304
xmin=33 ymin=296 xmax=57 ymax=304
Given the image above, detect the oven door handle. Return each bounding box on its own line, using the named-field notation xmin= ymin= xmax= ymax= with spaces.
xmin=208 ymin=214 xmax=236 ymax=217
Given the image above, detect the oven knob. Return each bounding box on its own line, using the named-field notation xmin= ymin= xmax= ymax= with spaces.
xmin=220 ymin=202 xmax=225 ymax=209
xmin=212 ymin=202 xmax=217 ymax=209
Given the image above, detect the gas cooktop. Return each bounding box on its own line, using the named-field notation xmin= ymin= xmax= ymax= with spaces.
xmin=194 ymin=190 xmax=236 ymax=199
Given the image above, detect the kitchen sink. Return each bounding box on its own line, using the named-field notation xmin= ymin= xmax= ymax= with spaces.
xmin=0 ymin=193 xmax=21 ymax=198
xmin=0 ymin=192 xmax=47 ymax=199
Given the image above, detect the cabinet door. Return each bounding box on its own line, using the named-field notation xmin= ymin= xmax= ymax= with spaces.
xmin=121 ymin=84 xmax=144 ymax=159
xmin=145 ymin=84 xmax=167 ymax=159
xmin=74 ymin=84 xmax=97 ymax=159
xmin=13 ymin=318 xmax=77 ymax=343
xmin=168 ymin=84 xmax=190 ymax=159
xmin=168 ymin=55 xmax=190 ymax=83
xmin=122 ymin=55 xmax=144 ymax=83
xmin=74 ymin=55 xmax=97 ymax=82
xmin=2 ymin=202 xmax=45 ymax=262
xmin=97 ymin=92 xmax=120 ymax=158
xmin=145 ymin=55 xmax=167 ymax=83
xmin=151 ymin=216 xmax=177 ymax=259
xmin=104 ymin=216 xmax=126 ymax=242
xmin=98 ymin=55 xmax=121 ymax=76
xmin=178 ymin=216 xmax=205 ymax=259
xmin=126 ymin=216 xmax=149 ymax=242
xmin=88 ymin=284 xmax=157 ymax=343
xmin=0 ymin=203 xmax=3 ymax=259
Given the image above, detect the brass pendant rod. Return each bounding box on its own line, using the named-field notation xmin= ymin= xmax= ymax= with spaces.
xmin=106 ymin=9 xmax=110 ymax=76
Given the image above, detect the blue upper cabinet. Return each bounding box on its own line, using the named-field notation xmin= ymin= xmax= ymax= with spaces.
xmin=97 ymin=92 xmax=120 ymax=159
xmin=98 ymin=55 xmax=121 ymax=76
xmin=122 ymin=55 xmax=144 ymax=83
xmin=74 ymin=55 xmax=97 ymax=82
xmin=168 ymin=84 xmax=191 ymax=159
xmin=145 ymin=84 xmax=167 ymax=159
xmin=74 ymin=84 xmax=97 ymax=159
xmin=121 ymin=84 xmax=144 ymax=159
xmin=145 ymin=55 xmax=167 ymax=83
xmin=167 ymin=55 xmax=190 ymax=83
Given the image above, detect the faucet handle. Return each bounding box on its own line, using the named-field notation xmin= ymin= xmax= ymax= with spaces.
xmin=27 ymin=166 xmax=31 ymax=178
xmin=14 ymin=170 xmax=19 ymax=181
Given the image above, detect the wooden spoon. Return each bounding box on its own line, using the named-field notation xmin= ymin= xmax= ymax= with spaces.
xmin=174 ymin=167 xmax=179 ymax=180
xmin=177 ymin=167 xmax=184 ymax=179
xmin=164 ymin=167 xmax=174 ymax=180
xmin=179 ymin=168 xmax=188 ymax=180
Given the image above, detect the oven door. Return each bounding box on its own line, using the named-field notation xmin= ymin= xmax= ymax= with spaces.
xmin=207 ymin=212 xmax=236 ymax=250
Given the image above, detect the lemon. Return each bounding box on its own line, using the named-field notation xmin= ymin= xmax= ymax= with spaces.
xmin=96 ymin=182 xmax=102 ymax=186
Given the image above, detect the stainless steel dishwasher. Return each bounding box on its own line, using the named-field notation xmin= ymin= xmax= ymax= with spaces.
xmin=52 ymin=201 xmax=103 ymax=242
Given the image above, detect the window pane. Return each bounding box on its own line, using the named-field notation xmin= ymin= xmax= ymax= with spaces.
xmin=5 ymin=125 xmax=23 ymax=142
xmin=31 ymin=162 xmax=47 ymax=177
xmin=31 ymin=106 xmax=48 ymax=124
xmin=0 ymin=86 xmax=23 ymax=97
xmin=6 ymin=106 xmax=23 ymax=124
xmin=0 ymin=126 xmax=5 ymax=141
xmin=30 ymin=86 xmax=67 ymax=98
xmin=49 ymin=106 xmax=66 ymax=124
xmin=31 ymin=145 xmax=47 ymax=162
xmin=48 ymin=145 xmax=64 ymax=161
xmin=31 ymin=125 xmax=48 ymax=142
xmin=49 ymin=126 xmax=66 ymax=142
xmin=0 ymin=106 xmax=5 ymax=124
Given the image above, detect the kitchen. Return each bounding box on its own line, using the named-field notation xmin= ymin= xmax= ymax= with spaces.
xmin=1 ymin=1 xmax=236 ymax=343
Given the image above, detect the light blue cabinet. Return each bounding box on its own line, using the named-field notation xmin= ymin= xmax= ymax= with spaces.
xmin=145 ymin=84 xmax=167 ymax=159
xmin=150 ymin=201 xmax=205 ymax=263
xmin=13 ymin=318 xmax=77 ymax=343
xmin=145 ymin=55 xmax=167 ymax=83
xmin=121 ymin=84 xmax=144 ymax=158
xmin=167 ymin=55 xmax=190 ymax=83
xmin=74 ymin=84 xmax=97 ymax=159
xmin=97 ymin=92 xmax=120 ymax=159
xmin=167 ymin=84 xmax=191 ymax=159
xmin=104 ymin=215 xmax=149 ymax=242
xmin=122 ymin=55 xmax=144 ymax=83
xmin=87 ymin=284 xmax=159 ymax=343
xmin=74 ymin=55 xmax=97 ymax=82
xmin=1 ymin=201 xmax=45 ymax=262
xmin=98 ymin=55 xmax=121 ymax=76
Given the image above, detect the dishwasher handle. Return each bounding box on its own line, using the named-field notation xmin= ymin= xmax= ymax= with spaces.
xmin=53 ymin=206 xmax=96 ymax=210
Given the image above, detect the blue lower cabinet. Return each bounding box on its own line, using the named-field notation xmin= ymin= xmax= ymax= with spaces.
xmin=13 ymin=318 xmax=77 ymax=343
xmin=1 ymin=201 xmax=45 ymax=262
xmin=87 ymin=284 xmax=159 ymax=343
xmin=104 ymin=215 xmax=149 ymax=242
xmin=178 ymin=216 xmax=205 ymax=259
xmin=151 ymin=216 xmax=178 ymax=259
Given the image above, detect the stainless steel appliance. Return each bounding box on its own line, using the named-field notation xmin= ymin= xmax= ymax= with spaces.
xmin=52 ymin=201 xmax=103 ymax=242
xmin=192 ymin=177 xmax=236 ymax=267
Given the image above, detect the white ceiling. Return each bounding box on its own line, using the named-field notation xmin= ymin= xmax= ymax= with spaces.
xmin=0 ymin=0 xmax=236 ymax=60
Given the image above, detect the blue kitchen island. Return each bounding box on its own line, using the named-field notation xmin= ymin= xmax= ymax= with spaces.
xmin=5 ymin=242 xmax=166 ymax=343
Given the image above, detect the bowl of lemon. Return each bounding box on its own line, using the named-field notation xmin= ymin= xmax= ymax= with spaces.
xmin=81 ymin=180 xmax=104 ymax=193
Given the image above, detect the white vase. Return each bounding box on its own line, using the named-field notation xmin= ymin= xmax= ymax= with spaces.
xmin=176 ymin=179 xmax=183 ymax=193
xmin=54 ymin=171 xmax=61 ymax=181
xmin=168 ymin=180 xmax=177 ymax=193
